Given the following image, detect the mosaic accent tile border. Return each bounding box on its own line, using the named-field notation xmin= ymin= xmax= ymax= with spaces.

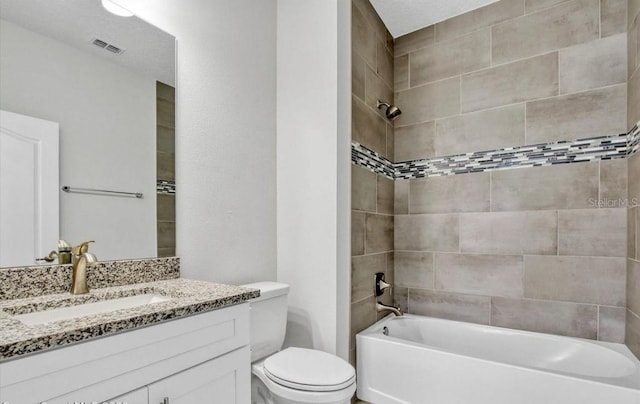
xmin=351 ymin=142 xmax=395 ymax=179
xmin=353 ymin=128 xmax=636 ymax=180
xmin=629 ymin=123 xmax=640 ymax=156
xmin=157 ymin=179 xmax=176 ymax=194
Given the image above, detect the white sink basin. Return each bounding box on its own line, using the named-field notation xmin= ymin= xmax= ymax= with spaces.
xmin=13 ymin=294 xmax=171 ymax=326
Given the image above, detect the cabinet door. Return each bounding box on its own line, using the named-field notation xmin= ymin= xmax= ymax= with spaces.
xmin=107 ymin=387 xmax=148 ymax=404
xmin=148 ymin=346 xmax=250 ymax=404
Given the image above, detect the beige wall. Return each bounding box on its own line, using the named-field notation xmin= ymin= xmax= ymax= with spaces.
xmin=391 ymin=0 xmax=628 ymax=343
xmin=350 ymin=0 xmax=395 ymax=366
xmin=627 ymin=0 xmax=640 ymax=359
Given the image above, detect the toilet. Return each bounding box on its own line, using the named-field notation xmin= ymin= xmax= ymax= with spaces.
xmin=242 ymin=282 xmax=356 ymax=404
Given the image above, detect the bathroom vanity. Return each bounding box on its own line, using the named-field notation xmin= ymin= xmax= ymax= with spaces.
xmin=0 ymin=258 xmax=258 ymax=404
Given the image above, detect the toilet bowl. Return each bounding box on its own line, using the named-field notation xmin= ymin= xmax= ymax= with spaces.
xmin=243 ymin=282 xmax=356 ymax=404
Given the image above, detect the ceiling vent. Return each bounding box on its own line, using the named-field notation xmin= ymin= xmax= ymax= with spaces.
xmin=91 ymin=38 xmax=125 ymax=55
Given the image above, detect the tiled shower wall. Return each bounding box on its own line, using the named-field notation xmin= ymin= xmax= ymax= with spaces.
xmin=390 ymin=0 xmax=629 ymax=343
xmin=156 ymin=82 xmax=176 ymax=257
xmin=350 ymin=0 xmax=395 ymax=365
xmin=627 ymin=0 xmax=640 ymax=358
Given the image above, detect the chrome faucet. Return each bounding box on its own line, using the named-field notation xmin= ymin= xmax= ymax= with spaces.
xmin=376 ymin=301 xmax=403 ymax=317
xmin=70 ymin=241 xmax=97 ymax=294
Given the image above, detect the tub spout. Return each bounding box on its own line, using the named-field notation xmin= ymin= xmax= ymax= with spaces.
xmin=376 ymin=301 xmax=403 ymax=317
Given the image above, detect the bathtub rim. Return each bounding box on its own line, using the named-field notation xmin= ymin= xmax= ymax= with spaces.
xmin=356 ymin=313 xmax=640 ymax=392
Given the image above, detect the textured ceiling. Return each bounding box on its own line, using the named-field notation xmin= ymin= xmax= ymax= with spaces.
xmin=0 ymin=0 xmax=175 ymax=85
xmin=369 ymin=0 xmax=501 ymax=38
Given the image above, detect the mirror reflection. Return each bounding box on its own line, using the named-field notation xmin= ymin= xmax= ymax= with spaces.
xmin=0 ymin=0 xmax=176 ymax=267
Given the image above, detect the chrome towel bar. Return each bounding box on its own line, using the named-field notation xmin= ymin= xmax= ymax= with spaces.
xmin=62 ymin=186 xmax=143 ymax=199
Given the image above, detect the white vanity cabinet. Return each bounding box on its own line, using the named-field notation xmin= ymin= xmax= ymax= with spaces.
xmin=0 ymin=303 xmax=250 ymax=404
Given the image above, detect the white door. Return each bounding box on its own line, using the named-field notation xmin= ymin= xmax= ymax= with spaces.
xmin=148 ymin=347 xmax=251 ymax=404
xmin=0 ymin=109 xmax=59 ymax=267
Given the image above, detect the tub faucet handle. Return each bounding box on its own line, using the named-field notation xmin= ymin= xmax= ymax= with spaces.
xmin=375 ymin=272 xmax=392 ymax=296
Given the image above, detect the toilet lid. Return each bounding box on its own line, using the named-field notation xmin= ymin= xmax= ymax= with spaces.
xmin=263 ymin=347 xmax=356 ymax=392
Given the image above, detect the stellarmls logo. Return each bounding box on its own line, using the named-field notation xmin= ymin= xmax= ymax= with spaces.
xmin=588 ymin=198 xmax=639 ymax=208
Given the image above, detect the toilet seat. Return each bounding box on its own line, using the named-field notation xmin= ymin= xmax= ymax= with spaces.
xmin=263 ymin=348 xmax=356 ymax=392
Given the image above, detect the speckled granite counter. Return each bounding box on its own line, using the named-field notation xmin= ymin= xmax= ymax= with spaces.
xmin=0 ymin=258 xmax=259 ymax=361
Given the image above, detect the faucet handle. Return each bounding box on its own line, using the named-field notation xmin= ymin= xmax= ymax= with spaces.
xmin=375 ymin=272 xmax=393 ymax=296
xmin=73 ymin=240 xmax=95 ymax=255
xmin=57 ymin=239 xmax=71 ymax=252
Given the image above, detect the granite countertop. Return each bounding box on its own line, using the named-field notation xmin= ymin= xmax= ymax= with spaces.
xmin=0 ymin=277 xmax=259 ymax=361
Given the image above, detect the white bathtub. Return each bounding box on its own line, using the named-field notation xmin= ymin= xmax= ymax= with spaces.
xmin=356 ymin=314 xmax=640 ymax=404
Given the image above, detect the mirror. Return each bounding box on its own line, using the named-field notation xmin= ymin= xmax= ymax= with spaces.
xmin=0 ymin=0 xmax=176 ymax=266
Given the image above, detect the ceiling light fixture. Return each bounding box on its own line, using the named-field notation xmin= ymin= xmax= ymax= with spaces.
xmin=101 ymin=0 xmax=134 ymax=17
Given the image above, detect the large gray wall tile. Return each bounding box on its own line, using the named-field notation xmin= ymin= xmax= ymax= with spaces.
xmin=629 ymin=19 xmax=639 ymax=81
xmin=629 ymin=68 xmax=640 ymax=129
xmin=351 ymin=211 xmax=365 ymax=256
xmin=636 ymin=209 xmax=640 ymax=261
xmin=352 ymin=253 xmax=386 ymax=302
xmin=629 ymin=153 xmax=640 ymax=202
xmin=601 ymin=0 xmax=628 ymax=37
xmin=377 ymin=175 xmax=394 ymax=214
xmin=524 ymin=255 xmax=626 ymax=306
xmin=600 ymin=158 xmax=628 ymax=203
xmin=627 ymin=310 xmax=640 ymax=358
xmin=435 ymin=104 xmax=525 ymax=156
xmin=377 ymin=41 xmax=393 ymax=89
xmin=409 ymin=172 xmax=490 ymax=214
xmin=525 ymin=0 xmax=570 ymax=13
xmin=395 ymin=26 xmax=435 ymax=56
xmin=352 ymin=96 xmax=386 ymax=155
xmin=365 ymin=66 xmax=394 ymax=120
xmin=352 ymin=164 xmax=376 ymax=212
xmin=394 ymin=180 xmax=409 ymax=214
xmin=628 ymin=259 xmax=640 ymax=314
xmin=386 ymin=123 xmax=394 ymax=158
xmin=558 ymin=208 xmax=627 ymax=257
xmin=490 ymin=162 xmax=599 ymax=211
xmin=394 ymin=121 xmax=436 ymax=161
xmin=410 ymin=29 xmax=490 ymax=87
xmin=395 ymin=214 xmax=459 ymax=252
xmin=157 ymin=221 xmax=176 ymax=249
xmin=629 ymin=208 xmax=637 ymax=260
xmin=491 ymin=297 xmax=598 ymax=338
xmin=353 ymin=0 xmax=387 ymax=39
xmin=395 ymin=251 xmax=434 ymax=289
xmin=631 ymin=0 xmax=640 ymax=28
xmin=394 ymin=54 xmax=409 ymax=91
xmin=435 ymin=253 xmax=524 ymax=298
xmin=350 ymin=296 xmax=376 ymax=349
xmin=598 ymin=306 xmax=626 ymax=343
xmin=459 ymin=211 xmax=558 ymax=254
xmin=409 ymin=289 xmax=491 ymax=324
xmin=435 ymin=0 xmax=525 ymax=42
xmin=492 ymin=0 xmax=599 ymax=65
xmin=394 ymin=286 xmax=408 ymax=312
xmin=365 ymin=213 xmax=394 ymax=253
xmin=352 ymin=51 xmax=365 ymax=100
xmin=559 ymin=34 xmax=627 ymax=94
xmin=157 ymin=194 xmax=175 ymax=222
xmin=352 ymin=2 xmax=376 ymax=67
xmin=526 ymin=85 xmax=627 ymax=144
xmin=395 ymin=77 xmax=460 ymax=125
xmin=461 ymin=53 xmax=558 ymax=113
xmin=157 ymin=152 xmax=175 ymax=181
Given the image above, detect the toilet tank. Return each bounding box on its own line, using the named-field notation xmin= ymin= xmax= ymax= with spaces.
xmin=241 ymin=281 xmax=290 ymax=362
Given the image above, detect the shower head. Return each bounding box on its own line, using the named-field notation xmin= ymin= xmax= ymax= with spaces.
xmin=377 ymin=100 xmax=402 ymax=121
